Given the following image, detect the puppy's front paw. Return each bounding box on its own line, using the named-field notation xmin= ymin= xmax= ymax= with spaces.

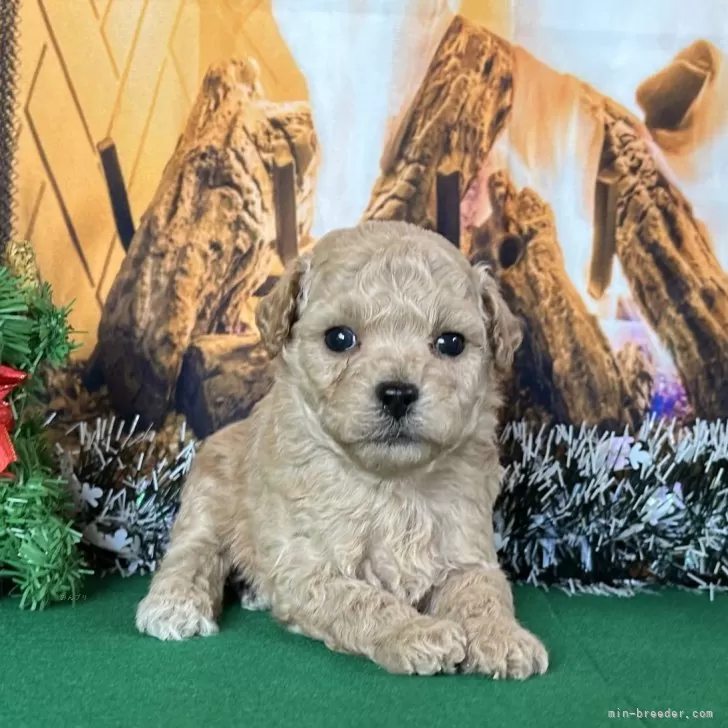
xmin=372 ymin=617 xmax=467 ymax=675
xmin=463 ymin=618 xmax=548 ymax=679
xmin=136 ymin=584 xmax=218 ymax=641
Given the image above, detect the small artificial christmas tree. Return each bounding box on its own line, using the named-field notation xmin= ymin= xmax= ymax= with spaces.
xmin=0 ymin=240 xmax=88 ymax=609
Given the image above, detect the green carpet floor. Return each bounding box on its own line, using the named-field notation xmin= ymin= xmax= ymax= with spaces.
xmin=1 ymin=576 xmax=725 ymax=728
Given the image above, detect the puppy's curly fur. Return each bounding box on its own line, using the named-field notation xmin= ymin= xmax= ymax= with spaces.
xmin=136 ymin=220 xmax=548 ymax=678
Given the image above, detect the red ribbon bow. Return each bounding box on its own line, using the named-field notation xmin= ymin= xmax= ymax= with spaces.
xmin=0 ymin=364 xmax=28 ymax=475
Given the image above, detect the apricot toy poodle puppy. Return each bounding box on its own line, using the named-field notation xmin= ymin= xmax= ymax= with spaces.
xmin=136 ymin=220 xmax=548 ymax=678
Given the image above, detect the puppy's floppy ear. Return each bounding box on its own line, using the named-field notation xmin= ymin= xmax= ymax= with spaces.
xmin=255 ymin=254 xmax=310 ymax=358
xmin=473 ymin=263 xmax=523 ymax=373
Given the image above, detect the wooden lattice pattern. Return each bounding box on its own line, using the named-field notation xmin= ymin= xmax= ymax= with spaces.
xmin=14 ymin=0 xmax=304 ymax=354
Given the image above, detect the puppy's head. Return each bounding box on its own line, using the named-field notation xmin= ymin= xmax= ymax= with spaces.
xmin=255 ymin=221 xmax=521 ymax=474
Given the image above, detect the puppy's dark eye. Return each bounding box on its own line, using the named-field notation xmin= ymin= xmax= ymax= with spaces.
xmin=434 ymin=332 xmax=465 ymax=357
xmin=324 ymin=326 xmax=357 ymax=352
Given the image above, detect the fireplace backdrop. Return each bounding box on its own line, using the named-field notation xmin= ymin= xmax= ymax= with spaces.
xmin=13 ymin=0 xmax=728 ymax=441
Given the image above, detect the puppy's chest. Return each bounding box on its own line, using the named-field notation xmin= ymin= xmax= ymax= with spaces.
xmin=357 ymin=501 xmax=449 ymax=606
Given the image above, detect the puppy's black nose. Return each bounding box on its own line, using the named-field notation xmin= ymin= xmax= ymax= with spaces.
xmin=376 ymin=381 xmax=419 ymax=420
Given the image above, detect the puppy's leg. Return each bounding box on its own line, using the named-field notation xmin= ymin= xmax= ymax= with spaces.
xmin=136 ymin=478 xmax=227 ymax=641
xmin=427 ymin=567 xmax=548 ymax=679
xmin=274 ymin=574 xmax=466 ymax=675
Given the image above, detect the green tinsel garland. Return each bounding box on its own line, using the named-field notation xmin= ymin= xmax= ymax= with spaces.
xmin=0 ymin=255 xmax=87 ymax=610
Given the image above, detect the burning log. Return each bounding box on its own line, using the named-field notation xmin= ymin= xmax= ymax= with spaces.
xmin=363 ymin=16 xmax=513 ymax=227
xmin=369 ymin=14 xmax=728 ymax=419
xmin=473 ymin=172 xmax=632 ymax=428
xmin=594 ymin=93 xmax=728 ymax=419
xmin=616 ymin=342 xmax=655 ymax=417
xmin=636 ymin=40 xmax=726 ymax=160
xmin=95 ymin=59 xmax=319 ymax=427
xmin=176 ymin=335 xmax=274 ymax=438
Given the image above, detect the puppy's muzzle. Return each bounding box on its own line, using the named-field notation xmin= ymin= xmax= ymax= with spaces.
xmin=375 ymin=381 xmax=419 ymax=420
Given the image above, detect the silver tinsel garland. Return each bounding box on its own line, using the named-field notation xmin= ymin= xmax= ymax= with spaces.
xmin=56 ymin=416 xmax=196 ymax=577
xmin=56 ymin=414 xmax=728 ymax=596
xmin=495 ymin=416 xmax=728 ymax=598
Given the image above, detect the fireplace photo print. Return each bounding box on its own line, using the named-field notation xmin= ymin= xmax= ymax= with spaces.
xmin=6 ymin=0 xmax=728 ymax=594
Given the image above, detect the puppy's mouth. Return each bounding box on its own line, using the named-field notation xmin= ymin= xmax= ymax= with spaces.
xmin=343 ymin=422 xmax=436 ymax=472
xmin=368 ymin=432 xmax=420 ymax=446
xmin=363 ymin=423 xmax=424 ymax=447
